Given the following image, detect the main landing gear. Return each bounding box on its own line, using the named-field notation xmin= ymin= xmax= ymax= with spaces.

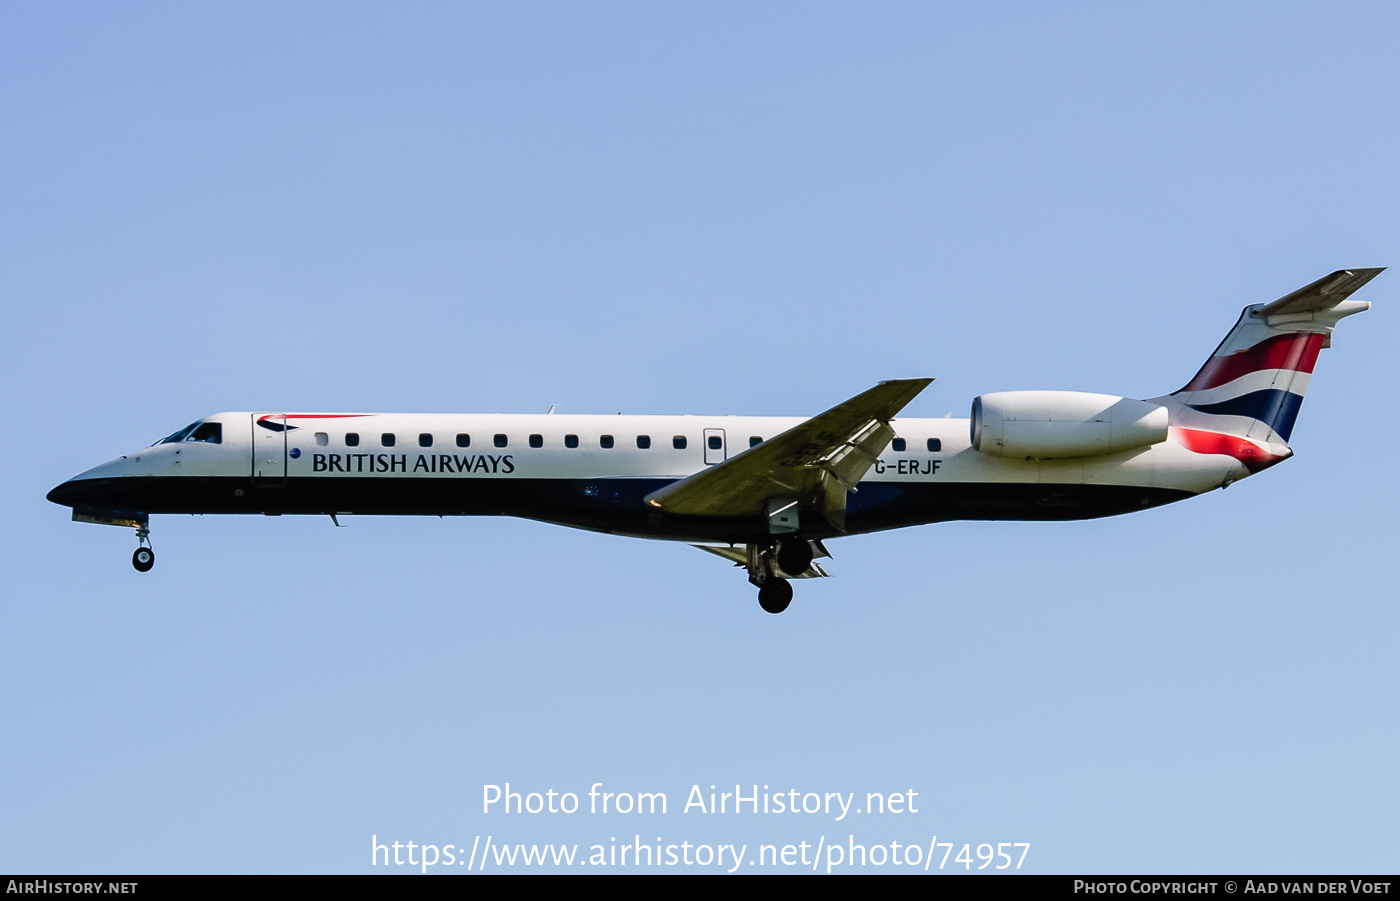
xmin=748 ymin=538 xmax=822 ymax=615
xmin=132 ymin=524 xmax=154 ymax=572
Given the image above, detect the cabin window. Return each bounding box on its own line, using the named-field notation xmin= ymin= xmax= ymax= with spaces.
xmin=565 ymin=434 xmax=579 ymax=448
xmin=636 ymin=435 xmax=651 ymax=449
xmin=314 ymin=432 xmax=328 ymax=447
xmin=494 ymin=434 xmax=508 ymax=448
xmin=749 ymin=436 xmax=762 ymax=448
xmin=529 ymin=434 xmax=543 ymax=448
xmin=927 ymin=438 xmax=942 ymax=452
xmin=892 ymin=438 xmax=906 ymax=452
xmin=673 ymin=436 xmax=687 ymax=450
xmin=345 ymin=433 xmax=360 ymax=447
xmin=381 ymin=433 xmax=396 ymax=447
xmin=456 ymin=433 xmax=470 ymax=448
xmin=600 ymin=435 xmax=614 ymax=449
xmin=708 ymin=436 xmax=723 ymax=450
xmin=419 ymin=433 xmax=433 ymax=447
xmin=188 ymin=422 xmax=222 ymax=444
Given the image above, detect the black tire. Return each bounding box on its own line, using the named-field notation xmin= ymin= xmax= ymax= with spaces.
xmin=776 ymin=539 xmax=814 ymax=576
xmin=132 ymin=547 xmax=155 ymax=573
xmin=758 ymin=579 xmax=793 ymax=614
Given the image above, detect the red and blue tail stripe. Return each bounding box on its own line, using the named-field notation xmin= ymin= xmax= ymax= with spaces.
xmin=1168 ymin=320 xmax=1320 ymax=445
xmin=1150 ymin=268 xmax=1378 ymax=472
xmin=1175 ymin=331 xmax=1324 ymax=443
xmin=1177 ymin=331 xmax=1325 ymax=393
xmin=1184 ymin=389 xmax=1305 ymax=441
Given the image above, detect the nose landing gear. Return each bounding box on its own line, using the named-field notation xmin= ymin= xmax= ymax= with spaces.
xmin=132 ymin=547 xmax=155 ymax=572
xmin=132 ymin=524 xmax=154 ymax=572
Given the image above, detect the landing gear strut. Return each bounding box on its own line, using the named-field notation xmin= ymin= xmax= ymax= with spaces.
xmin=132 ymin=524 xmax=154 ymax=572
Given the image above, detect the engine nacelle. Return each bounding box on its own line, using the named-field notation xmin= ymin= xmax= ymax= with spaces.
xmin=971 ymin=391 xmax=1169 ymax=459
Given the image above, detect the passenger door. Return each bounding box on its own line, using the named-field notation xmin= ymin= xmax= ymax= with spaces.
xmin=703 ymin=428 xmax=726 ymax=465
xmin=251 ymin=413 xmax=287 ymax=485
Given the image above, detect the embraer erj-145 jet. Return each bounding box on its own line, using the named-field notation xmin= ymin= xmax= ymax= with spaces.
xmin=49 ymin=269 xmax=1381 ymax=613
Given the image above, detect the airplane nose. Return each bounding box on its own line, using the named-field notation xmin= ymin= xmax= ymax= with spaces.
xmin=47 ymin=477 xmax=130 ymax=509
xmin=47 ymin=478 xmax=91 ymax=507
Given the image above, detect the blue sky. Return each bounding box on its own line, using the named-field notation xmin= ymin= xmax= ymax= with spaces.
xmin=2 ymin=2 xmax=1397 ymax=873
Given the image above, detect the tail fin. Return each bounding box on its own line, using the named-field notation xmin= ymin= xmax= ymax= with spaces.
xmin=1149 ymin=268 xmax=1381 ymax=470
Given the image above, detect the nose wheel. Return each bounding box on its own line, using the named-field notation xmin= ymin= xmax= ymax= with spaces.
xmin=132 ymin=524 xmax=154 ymax=572
xmin=132 ymin=547 xmax=155 ymax=572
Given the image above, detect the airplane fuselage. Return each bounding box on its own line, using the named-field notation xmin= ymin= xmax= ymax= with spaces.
xmin=49 ymin=410 xmax=1233 ymax=545
xmin=46 ymin=268 xmax=1381 ymax=612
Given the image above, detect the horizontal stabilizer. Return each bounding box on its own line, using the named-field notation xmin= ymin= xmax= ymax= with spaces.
xmin=1259 ymin=268 xmax=1385 ymax=316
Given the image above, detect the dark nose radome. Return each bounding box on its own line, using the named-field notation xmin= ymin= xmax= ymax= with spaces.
xmin=47 ymin=479 xmax=91 ymax=507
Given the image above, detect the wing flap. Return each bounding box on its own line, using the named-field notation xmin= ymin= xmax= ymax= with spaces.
xmin=692 ymin=544 xmax=830 ymax=578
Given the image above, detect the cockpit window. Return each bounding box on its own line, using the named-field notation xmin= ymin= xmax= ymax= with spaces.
xmin=188 ymin=422 xmax=222 ymax=444
xmin=157 ymin=421 xmax=202 ymax=445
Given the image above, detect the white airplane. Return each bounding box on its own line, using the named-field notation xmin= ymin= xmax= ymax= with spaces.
xmin=48 ymin=269 xmax=1381 ymax=613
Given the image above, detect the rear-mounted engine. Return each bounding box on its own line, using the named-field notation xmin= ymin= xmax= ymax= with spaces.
xmin=970 ymin=391 xmax=1168 ymax=459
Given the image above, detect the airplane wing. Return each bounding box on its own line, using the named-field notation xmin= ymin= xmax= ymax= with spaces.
xmin=644 ymin=378 xmax=933 ymax=531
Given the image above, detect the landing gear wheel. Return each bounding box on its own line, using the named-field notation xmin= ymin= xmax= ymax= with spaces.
xmin=132 ymin=547 xmax=155 ymax=573
xmin=758 ymin=579 xmax=793 ymax=614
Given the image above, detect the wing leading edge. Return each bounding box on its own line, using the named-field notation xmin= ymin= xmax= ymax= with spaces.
xmin=643 ymin=378 xmax=933 ymax=531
